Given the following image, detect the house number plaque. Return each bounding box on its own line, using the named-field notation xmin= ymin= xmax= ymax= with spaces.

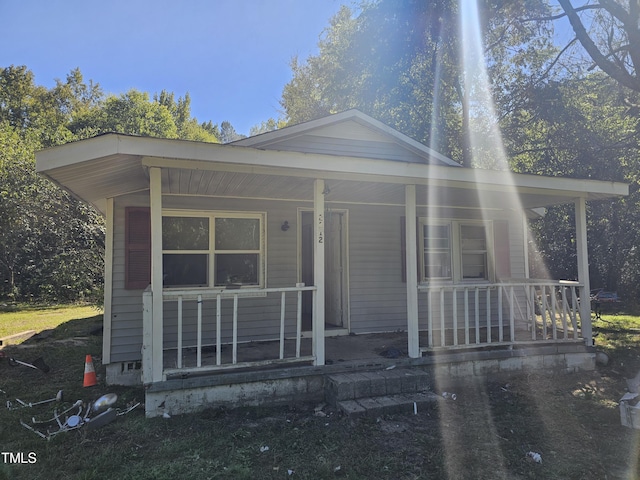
xmin=317 ymin=213 xmax=324 ymax=244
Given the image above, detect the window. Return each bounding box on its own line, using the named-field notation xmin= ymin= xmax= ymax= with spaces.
xmin=418 ymin=219 xmax=492 ymax=282
xmin=213 ymin=217 xmax=260 ymax=286
xmin=162 ymin=212 xmax=264 ymax=288
xmin=421 ymin=223 xmax=452 ymax=280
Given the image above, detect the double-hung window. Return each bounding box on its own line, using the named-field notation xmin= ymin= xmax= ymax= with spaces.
xmin=162 ymin=212 xmax=264 ymax=288
xmin=419 ymin=219 xmax=491 ymax=282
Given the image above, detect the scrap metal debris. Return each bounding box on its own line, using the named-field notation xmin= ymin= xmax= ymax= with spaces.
xmin=7 ymin=356 xmax=50 ymax=373
xmin=19 ymin=392 xmax=139 ymax=440
xmin=6 ymin=390 xmax=63 ymax=410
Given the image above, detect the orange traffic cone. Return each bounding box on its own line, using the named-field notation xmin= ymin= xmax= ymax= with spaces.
xmin=83 ymin=354 xmax=97 ymax=387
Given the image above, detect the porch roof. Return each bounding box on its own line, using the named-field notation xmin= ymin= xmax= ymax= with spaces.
xmin=36 ymin=133 xmax=628 ymax=214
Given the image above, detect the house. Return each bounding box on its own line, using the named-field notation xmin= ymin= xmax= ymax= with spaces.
xmin=36 ymin=110 xmax=628 ymax=416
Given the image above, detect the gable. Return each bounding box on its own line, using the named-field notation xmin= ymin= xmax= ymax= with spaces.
xmin=233 ymin=110 xmax=461 ymax=166
xmin=258 ymin=131 xmax=429 ymax=163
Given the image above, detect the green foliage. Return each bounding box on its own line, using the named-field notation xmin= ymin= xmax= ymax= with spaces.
xmin=281 ymin=2 xmax=465 ymax=159
xmin=279 ymin=1 xmax=640 ymax=306
xmin=281 ymin=0 xmax=557 ymax=165
xmin=219 ymin=120 xmax=245 ymax=143
xmin=0 ymin=121 xmax=104 ymax=302
xmin=506 ymin=74 xmax=640 ymax=302
xmin=0 ymin=65 xmax=225 ymax=303
xmin=249 ymin=117 xmax=286 ymax=137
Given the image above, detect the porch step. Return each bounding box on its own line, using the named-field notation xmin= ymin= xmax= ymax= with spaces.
xmin=326 ymin=369 xmax=437 ymax=416
xmin=337 ymin=391 xmax=441 ymax=417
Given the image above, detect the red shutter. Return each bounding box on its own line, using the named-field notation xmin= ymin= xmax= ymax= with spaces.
xmin=493 ymin=220 xmax=511 ymax=280
xmin=125 ymin=207 xmax=151 ymax=290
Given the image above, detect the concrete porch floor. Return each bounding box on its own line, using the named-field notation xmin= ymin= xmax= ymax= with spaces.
xmin=162 ymin=325 xmax=576 ymax=372
xmin=163 ymin=331 xmax=412 ymax=371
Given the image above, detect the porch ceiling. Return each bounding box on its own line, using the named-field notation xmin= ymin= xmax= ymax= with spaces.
xmin=161 ymin=167 xmax=609 ymax=210
xmin=37 ymin=153 xmax=148 ymax=213
xmin=36 ymin=133 xmax=628 ymax=215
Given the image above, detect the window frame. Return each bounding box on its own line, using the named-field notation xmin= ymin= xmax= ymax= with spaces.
xmin=161 ymin=210 xmax=266 ymax=290
xmin=418 ymin=218 xmax=494 ymax=284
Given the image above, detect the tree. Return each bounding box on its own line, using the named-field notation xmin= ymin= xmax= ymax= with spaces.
xmin=249 ymin=117 xmax=286 ymax=137
xmin=76 ymin=89 xmax=178 ymax=139
xmin=506 ymin=73 xmax=640 ymax=299
xmin=555 ymin=0 xmax=640 ymax=97
xmin=219 ymin=121 xmax=244 ymax=143
xmin=281 ymin=0 xmax=557 ymax=166
xmin=0 ymin=121 xmax=104 ymax=302
xmin=0 ymin=65 xmax=228 ymax=303
xmin=155 ymin=90 xmax=219 ymax=142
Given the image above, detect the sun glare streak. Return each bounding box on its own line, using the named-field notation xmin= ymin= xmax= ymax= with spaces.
xmin=457 ymin=0 xmax=551 ymax=282
xmin=429 ymin=2 xmax=556 ymax=476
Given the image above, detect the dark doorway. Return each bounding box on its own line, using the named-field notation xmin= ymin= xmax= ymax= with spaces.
xmin=300 ymin=210 xmax=348 ymax=331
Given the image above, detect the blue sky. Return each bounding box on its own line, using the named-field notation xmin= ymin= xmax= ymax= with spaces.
xmin=0 ymin=0 xmax=344 ymax=136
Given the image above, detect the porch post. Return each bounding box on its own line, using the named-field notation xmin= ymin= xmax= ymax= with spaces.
xmin=102 ymin=198 xmax=114 ymax=365
xmin=313 ymin=179 xmax=326 ymax=365
xmin=575 ymin=197 xmax=592 ymax=345
xmin=149 ymin=167 xmax=164 ymax=382
xmin=405 ymin=185 xmax=420 ymax=358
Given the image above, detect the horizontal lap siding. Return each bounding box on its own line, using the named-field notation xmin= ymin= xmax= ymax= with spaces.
xmin=346 ymin=204 xmax=408 ymax=333
xmin=343 ymin=205 xmax=528 ymax=335
xmin=109 ymin=194 xmax=302 ymax=362
xmin=109 ymin=190 xmax=528 ymax=362
xmin=271 ymin=135 xmax=426 ymax=163
xmin=110 ymin=193 xmax=150 ymax=362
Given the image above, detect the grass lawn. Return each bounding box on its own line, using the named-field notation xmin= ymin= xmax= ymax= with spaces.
xmin=0 ymin=304 xmax=102 ymax=340
xmin=0 ymin=306 xmax=638 ymax=479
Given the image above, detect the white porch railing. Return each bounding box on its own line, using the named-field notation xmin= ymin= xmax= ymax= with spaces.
xmin=417 ymin=280 xmax=584 ymax=351
xmin=143 ymin=285 xmax=316 ymax=381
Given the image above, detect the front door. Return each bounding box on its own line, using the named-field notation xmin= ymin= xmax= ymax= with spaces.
xmin=300 ymin=209 xmax=348 ymax=331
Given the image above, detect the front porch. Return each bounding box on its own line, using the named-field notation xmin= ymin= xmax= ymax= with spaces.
xmin=143 ymin=279 xmax=588 ymax=383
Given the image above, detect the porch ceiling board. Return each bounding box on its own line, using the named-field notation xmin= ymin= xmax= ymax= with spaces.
xmin=161 ymin=168 xmax=621 ymax=210
xmin=163 ymin=168 xmax=316 ymax=201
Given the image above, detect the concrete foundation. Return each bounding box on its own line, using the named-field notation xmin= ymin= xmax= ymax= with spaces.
xmin=144 ymin=342 xmax=595 ymax=417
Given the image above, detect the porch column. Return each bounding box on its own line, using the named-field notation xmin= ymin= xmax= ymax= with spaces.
xmin=405 ymin=185 xmax=420 ymax=358
xmin=102 ymin=198 xmax=114 ymax=365
xmin=575 ymin=197 xmax=592 ymax=345
xmin=149 ymin=167 xmax=164 ymax=382
xmin=312 ymin=179 xmax=326 ymax=366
